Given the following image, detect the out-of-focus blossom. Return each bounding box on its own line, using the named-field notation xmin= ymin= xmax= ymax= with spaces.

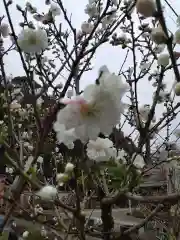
xmin=55 ymin=68 xmax=128 ymax=142
xmin=49 ymin=4 xmax=61 ymax=17
xmin=86 ymin=137 xmax=116 ymax=162
xmin=37 ymin=185 xmax=57 ymax=200
xmin=65 ymin=163 xmax=74 ymax=173
xmin=18 ymin=28 xmax=48 ymax=54
xmin=136 ymin=0 xmax=156 ymax=18
xmin=81 ymin=22 xmax=94 ymax=34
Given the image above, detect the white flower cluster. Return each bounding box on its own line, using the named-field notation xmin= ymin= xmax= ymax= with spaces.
xmin=116 ymin=150 xmax=145 ymax=169
xmin=53 ymin=67 xmax=128 ymax=162
xmin=37 ymin=185 xmax=57 ymax=200
xmin=17 ymin=28 xmax=48 ymax=54
xmin=87 ymin=138 xmax=116 ymax=162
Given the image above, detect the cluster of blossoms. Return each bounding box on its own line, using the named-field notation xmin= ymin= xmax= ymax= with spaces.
xmin=53 ymin=66 xmax=128 ymax=162
xmin=135 ymin=0 xmax=180 ymax=96
xmin=37 ymin=162 xmax=74 ymax=200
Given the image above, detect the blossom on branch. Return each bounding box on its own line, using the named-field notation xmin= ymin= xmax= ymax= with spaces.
xmin=17 ymin=28 xmax=48 ymax=54
xmin=55 ymin=68 xmax=128 ymax=142
xmin=37 ymin=185 xmax=57 ymax=200
xmin=86 ymin=137 xmax=116 ymax=162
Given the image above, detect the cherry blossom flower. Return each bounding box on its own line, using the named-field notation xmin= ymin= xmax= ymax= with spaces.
xmin=37 ymin=185 xmax=57 ymax=200
xmin=18 ymin=28 xmax=48 ymax=54
xmin=86 ymin=137 xmax=116 ymax=162
xmin=85 ymin=2 xmax=99 ymax=17
xmin=56 ymin=68 xmax=128 ymax=142
xmin=65 ymin=163 xmax=74 ymax=173
xmin=49 ymin=4 xmax=61 ymax=17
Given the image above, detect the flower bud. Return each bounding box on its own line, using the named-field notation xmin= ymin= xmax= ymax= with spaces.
xmin=157 ymin=53 xmax=169 ymax=67
xmin=56 ymin=173 xmax=69 ymax=183
xmin=65 ymin=163 xmax=74 ymax=173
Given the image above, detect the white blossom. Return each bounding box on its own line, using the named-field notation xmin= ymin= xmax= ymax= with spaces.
xmin=102 ymin=13 xmax=116 ymax=29
xmin=56 ymin=68 xmax=128 ymax=142
xmin=132 ymin=153 xmax=145 ymax=169
xmin=157 ymin=53 xmax=169 ymax=67
xmin=49 ymin=4 xmax=61 ymax=17
xmin=22 ymin=231 xmax=29 ymax=239
xmin=87 ymin=137 xmax=116 ymax=162
xmin=0 ymin=23 xmax=9 ymax=38
xmin=18 ymin=28 xmax=48 ymax=54
xmin=85 ymin=3 xmax=99 ymax=17
xmin=53 ymin=123 xmax=76 ymax=149
xmin=37 ymin=156 xmax=43 ymax=163
xmin=81 ymin=22 xmax=94 ymax=34
xmin=136 ymin=0 xmax=156 ymax=18
xmin=37 ymin=185 xmax=57 ymax=200
xmin=116 ymin=149 xmax=127 ymax=164
xmin=65 ymin=163 xmax=74 ymax=173
xmin=56 ymin=173 xmax=69 ymax=183
xmin=6 ymin=167 xmax=13 ymax=174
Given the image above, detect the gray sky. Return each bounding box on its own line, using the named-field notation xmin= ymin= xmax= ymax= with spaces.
xmin=1 ymin=0 xmax=180 ymax=144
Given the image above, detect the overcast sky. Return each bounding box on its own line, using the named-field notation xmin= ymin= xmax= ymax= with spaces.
xmin=0 ymin=0 xmax=180 ymax=144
